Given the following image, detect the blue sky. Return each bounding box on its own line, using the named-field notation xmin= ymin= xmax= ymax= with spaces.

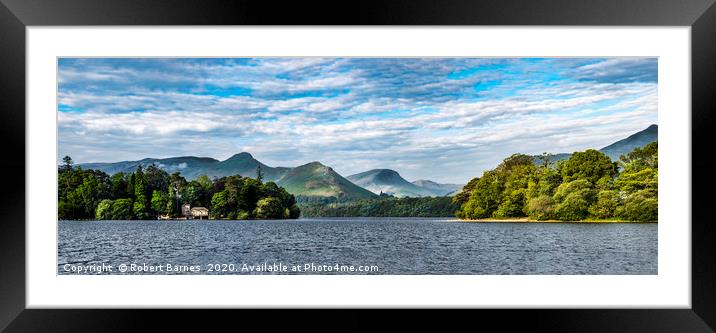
xmin=58 ymin=57 xmax=657 ymax=184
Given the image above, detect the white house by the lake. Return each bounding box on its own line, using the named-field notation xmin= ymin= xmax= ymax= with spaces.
xmin=182 ymin=203 xmax=209 ymax=220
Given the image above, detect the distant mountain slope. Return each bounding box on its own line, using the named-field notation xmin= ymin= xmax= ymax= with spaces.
xmin=80 ymin=156 xmax=220 ymax=179
xmin=78 ymin=152 xmax=289 ymax=181
xmin=599 ymin=124 xmax=658 ymax=161
xmin=347 ymin=169 xmax=438 ymax=197
xmin=411 ymin=180 xmax=463 ymax=196
xmin=530 ymin=124 xmax=658 ymax=164
xmin=278 ymin=162 xmax=377 ymax=200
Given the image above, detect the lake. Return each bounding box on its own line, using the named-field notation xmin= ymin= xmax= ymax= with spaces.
xmin=58 ymin=218 xmax=657 ymax=275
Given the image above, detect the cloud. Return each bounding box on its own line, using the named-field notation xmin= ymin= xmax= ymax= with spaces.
xmin=569 ymin=58 xmax=657 ymax=83
xmin=58 ymin=57 xmax=658 ymax=183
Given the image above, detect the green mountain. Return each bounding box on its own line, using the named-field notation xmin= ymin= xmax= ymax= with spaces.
xmin=277 ymin=162 xmax=377 ymax=200
xmin=347 ymin=169 xmax=444 ymax=197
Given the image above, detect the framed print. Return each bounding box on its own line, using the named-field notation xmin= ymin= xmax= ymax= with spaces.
xmin=1 ymin=0 xmax=716 ymax=331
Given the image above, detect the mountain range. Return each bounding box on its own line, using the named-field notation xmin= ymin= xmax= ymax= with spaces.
xmin=77 ymin=124 xmax=657 ymax=200
xmin=346 ymin=169 xmax=460 ymax=197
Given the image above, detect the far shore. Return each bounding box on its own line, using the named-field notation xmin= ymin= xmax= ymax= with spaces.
xmin=450 ymin=218 xmax=656 ymax=223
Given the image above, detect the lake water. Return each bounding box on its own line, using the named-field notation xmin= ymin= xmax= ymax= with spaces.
xmin=58 ymin=218 xmax=657 ymax=275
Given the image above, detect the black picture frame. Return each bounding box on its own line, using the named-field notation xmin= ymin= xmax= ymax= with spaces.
xmin=1 ymin=0 xmax=715 ymax=331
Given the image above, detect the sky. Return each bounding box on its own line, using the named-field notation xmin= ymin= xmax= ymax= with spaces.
xmin=58 ymin=57 xmax=657 ymax=184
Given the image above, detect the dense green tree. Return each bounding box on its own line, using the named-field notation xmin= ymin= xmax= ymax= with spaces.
xmin=181 ymin=181 xmax=203 ymax=207
xmin=560 ymin=149 xmax=617 ymax=184
xmin=524 ymin=195 xmax=556 ymax=220
xmin=457 ymin=154 xmax=537 ymax=219
xmin=553 ymin=179 xmax=594 ymax=203
xmin=620 ymin=142 xmax=658 ymax=170
xmin=616 ymin=190 xmax=657 ymax=222
xmin=614 ymin=168 xmax=658 ymax=194
xmin=552 ymin=180 xmax=595 ymax=221
xmin=196 ymin=174 xmax=214 ymax=203
xmin=495 ymin=189 xmax=527 ymax=217
xmin=111 ymin=198 xmax=134 ymax=220
xmin=166 ymin=172 xmax=187 ymax=216
xmin=210 ymin=190 xmax=230 ymax=218
xmin=145 ymin=164 xmax=169 ymax=195
xmin=614 ymin=143 xmax=658 ymax=196
xmin=496 ymin=153 xmax=534 ymax=173
xmin=59 ymin=158 xmax=298 ymax=220
xmin=555 ymin=191 xmax=591 ymax=221
xmin=239 ymin=177 xmax=261 ymax=214
xmin=95 ymin=199 xmax=113 ymax=220
xmin=460 ymin=170 xmax=505 ymax=219
xmin=151 ymin=190 xmax=169 ymax=216
xmin=58 ymin=163 xmax=111 ymax=219
xmin=110 ymin=172 xmax=130 ymax=199
xmin=455 ymin=143 xmax=657 ymax=222
xmin=589 ymin=190 xmax=620 ymax=219
xmin=61 ymin=155 xmax=73 ymax=171
xmin=452 ymin=177 xmax=479 ymax=207
xmin=300 ymin=196 xmax=458 ymax=218
xmin=613 ymin=142 xmax=658 ymax=221
xmin=132 ymin=166 xmax=150 ymax=219
xmin=256 ymin=165 xmax=264 ymax=183
xmin=254 ymin=197 xmax=284 ymax=219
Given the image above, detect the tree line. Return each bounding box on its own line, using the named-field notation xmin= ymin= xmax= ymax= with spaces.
xmin=453 ymin=142 xmax=658 ymax=222
xmin=299 ymin=195 xmax=458 ymax=217
xmin=58 ymin=156 xmax=300 ymax=220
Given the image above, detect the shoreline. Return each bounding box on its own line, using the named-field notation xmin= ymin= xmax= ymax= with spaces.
xmin=449 ymin=218 xmax=656 ymax=223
